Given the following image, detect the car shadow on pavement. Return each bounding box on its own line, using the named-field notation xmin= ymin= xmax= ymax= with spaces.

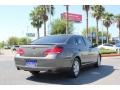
xmin=26 ymin=65 xmax=115 ymax=85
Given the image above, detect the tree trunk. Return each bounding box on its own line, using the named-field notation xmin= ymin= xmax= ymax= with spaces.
xmin=37 ymin=27 xmax=39 ymax=38
xmin=96 ymin=19 xmax=99 ymax=45
xmin=44 ymin=20 xmax=46 ymax=36
xmin=106 ymin=27 xmax=109 ymax=44
xmin=86 ymin=10 xmax=88 ymax=38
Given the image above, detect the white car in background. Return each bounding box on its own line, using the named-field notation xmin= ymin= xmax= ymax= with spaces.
xmin=97 ymin=43 xmax=117 ymax=51
xmin=11 ymin=45 xmax=20 ymax=51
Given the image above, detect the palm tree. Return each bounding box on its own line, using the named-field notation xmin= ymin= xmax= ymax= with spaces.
xmin=30 ymin=6 xmax=43 ymax=38
xmin=115 ymin=14 xmax=120 ymax=40
xmin=30 ymin=5 xmax=54 ymax=38
xmin=83 ymin=5 xmax=90 ymax=38
xmin=102 ymin=12 xmax=114 ymax=43
xmin=91 ymin=5 xmax=105 ymax=45
xmin=40 ymin=5 xmax=54 ymax=36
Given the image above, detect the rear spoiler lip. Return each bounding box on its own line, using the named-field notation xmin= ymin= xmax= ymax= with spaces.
xmin=28 ymin=43 xmax=66 ymax=45
xmin=19 ymin=43 xmax=66 ymax=48
xmin=21 ymin=43 xmax=66 ymax=46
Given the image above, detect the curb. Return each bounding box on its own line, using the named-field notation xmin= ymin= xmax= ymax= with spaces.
xmin=101 ymin=54 xmax=120 ymax=57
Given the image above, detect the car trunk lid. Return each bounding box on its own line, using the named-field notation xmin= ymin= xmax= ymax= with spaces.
xmin=18 ymin=44 xmax=56 ymax=57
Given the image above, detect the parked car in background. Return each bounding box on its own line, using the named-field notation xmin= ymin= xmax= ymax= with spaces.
xmin=4 ymin=45 xmax=11 ymax=49
xmin=11 ymin=45 xmax=20 ymax=51
xmin=97 ymin=43 xmax=117 ymax=51
xmin=14 ymin=35 xmax=101 ymax=78
xmin=97 ymin=43 xmax=120 ymax=52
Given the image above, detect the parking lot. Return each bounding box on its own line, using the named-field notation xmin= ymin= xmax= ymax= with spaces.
xmin=0 ymin=49 xmax=120 ymax=85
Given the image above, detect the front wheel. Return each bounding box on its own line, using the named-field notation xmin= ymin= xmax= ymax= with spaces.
xmin=69 ymin=58 xmax=81 ymax=78
xmin=94 ymin=54 xmax=101 ymax=67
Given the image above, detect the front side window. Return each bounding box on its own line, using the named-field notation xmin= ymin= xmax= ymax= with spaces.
xmin=76 ymin=36 xmax=86 ymax=46
xmin=83 ymin=37 xmax=92 ymax=47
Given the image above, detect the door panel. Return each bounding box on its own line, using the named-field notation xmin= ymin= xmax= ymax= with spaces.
xmin=75 ymin=36 xmax=89 ymax=65
xmin=83 ymin=37 xmax=98 ymax=63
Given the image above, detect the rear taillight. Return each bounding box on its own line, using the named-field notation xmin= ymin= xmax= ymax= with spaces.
xmin=43 ymin=47 xmax=63 ymax=55
xmin=16 ymin=48 xmax=24 ymax=55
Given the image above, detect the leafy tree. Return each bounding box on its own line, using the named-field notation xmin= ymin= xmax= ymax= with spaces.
xmin=115 ymin=14 xmax=120 ymax=40
xmin=19 ymin=37 xmax=31 ymax=45
xmin=81 ymin=27 xmax=111 ymax=44
xmin=7 ymin=37 xmax=31 ymax=45
xmin=0 ymin=41 xmax=4 ymax=48
xmin=7 ymin=37 xmax=19 ymax=45
xmin=91 ymin=5 xmax=105 ymax=45
xmin=51 ymin=19 xmax=74 ymax=35
xmin=102 ymin=12 xmax=114 ymax=43
xmin=82 ymin=27 xmax=96 ymax=36
xmin=83 ymin=5 xmax=90 ymax=37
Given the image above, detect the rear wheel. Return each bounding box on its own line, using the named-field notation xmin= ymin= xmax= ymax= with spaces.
xmin=69 ymin=57 xmax=81 ymax=78
xmin=94 ymin=54 xmax=101 ymax=67
xmin=29 ymin=71 xmax=39 ymax=76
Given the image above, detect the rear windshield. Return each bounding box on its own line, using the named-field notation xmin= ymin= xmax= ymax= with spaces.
xmin=31 ymin=36 xmax=69 ymax=44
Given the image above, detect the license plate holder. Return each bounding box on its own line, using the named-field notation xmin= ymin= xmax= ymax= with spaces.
xmin=25 ymin=60 xmax=37 ymax=68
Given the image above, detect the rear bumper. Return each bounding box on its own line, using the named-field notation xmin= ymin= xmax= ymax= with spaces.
xmin=16 ymin=65 xmax=70 ymax=72
xmin=14 ymin=56 xmax=72 ymax=72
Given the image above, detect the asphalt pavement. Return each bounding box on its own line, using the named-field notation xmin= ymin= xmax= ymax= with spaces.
xmin=0 ymin=50 xmax=120 ymax=85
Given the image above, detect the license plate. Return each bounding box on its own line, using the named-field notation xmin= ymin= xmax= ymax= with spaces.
xmin=25 ymin=60 xmax=37 ymax=67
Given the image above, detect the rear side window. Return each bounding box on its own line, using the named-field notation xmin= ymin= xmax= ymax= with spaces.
xmin=31 ymin=36 xmax=69 ymax=44
xmin=67 ymin=37 xmax=77 ymax=45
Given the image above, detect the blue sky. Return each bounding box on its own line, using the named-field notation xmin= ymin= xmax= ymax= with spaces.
xmin=0 ymin=5 xmax=120 ymax=42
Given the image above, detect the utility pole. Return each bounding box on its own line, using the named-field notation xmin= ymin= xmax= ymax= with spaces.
xmin=49 ymin=5 xmax=52 ymax=35
xmin=65 ymin=5 xmax=69 ymax=34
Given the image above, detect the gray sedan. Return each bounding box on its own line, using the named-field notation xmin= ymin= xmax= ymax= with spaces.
xmin=14 ymin=35 xmax=101 ymax=78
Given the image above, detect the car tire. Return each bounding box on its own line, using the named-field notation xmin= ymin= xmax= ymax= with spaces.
xmin=69 ymin=57 xmax=81 ymax=78
xmin=30 ymin=71 xmax=39 ymax=76
xmin=94 ymin=54 xmax=101 ymax=67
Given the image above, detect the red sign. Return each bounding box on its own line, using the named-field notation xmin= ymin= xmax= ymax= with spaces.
xmin=61 ymin=12 xmax=82 ymax=22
